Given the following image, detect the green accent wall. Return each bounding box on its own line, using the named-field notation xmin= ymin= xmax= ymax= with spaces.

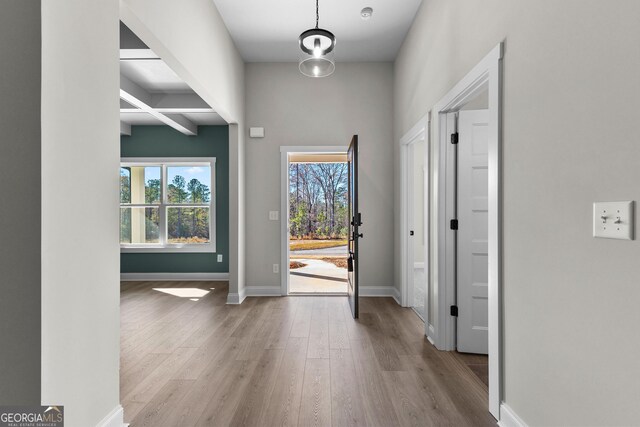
xmin=120 ymin=125 xmax=229 ymax=273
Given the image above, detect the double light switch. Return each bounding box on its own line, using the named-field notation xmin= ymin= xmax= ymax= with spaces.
xmin=593 ymin=201 xmax=634 ymax=240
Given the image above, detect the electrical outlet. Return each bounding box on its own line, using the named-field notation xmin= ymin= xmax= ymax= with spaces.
xmin=269 ymin=211 xmax=279 ymax=221
xmin=273 ymin=264 xmax=279 ymax=274
xmin=217 ymin=254 xmax=223 ymax=262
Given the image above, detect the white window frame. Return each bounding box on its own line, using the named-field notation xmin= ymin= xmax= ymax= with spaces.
xmin=120 ymin=157 xmax=216 ymax=253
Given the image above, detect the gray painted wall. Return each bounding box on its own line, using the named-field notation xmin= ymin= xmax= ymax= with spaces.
xmin=245 ymin=63 xmax=394 ymax=290
xmin=41 ymin=0 xmax=121 ymax=424
xmin=395 ymin=0 xmax=640 ymax=424
xmin=0 ymin=0 xmax=41 ymax=406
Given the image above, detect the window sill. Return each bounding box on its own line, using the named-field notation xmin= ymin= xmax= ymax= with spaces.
xmin=120 ymin=244 xmax=216 ymax=254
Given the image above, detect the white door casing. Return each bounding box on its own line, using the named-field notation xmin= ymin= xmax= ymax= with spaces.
xmin=411 ymin=139 xmax=427 ymax=320
xmin=456 ymin=110 xmax=489 ymax=354
xmin=280 ymin=146 xmax=348 ymax=296
xmin=431 ymin=43 xmax=502 ymax=418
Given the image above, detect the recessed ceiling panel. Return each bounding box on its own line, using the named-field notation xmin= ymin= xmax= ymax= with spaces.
xmin=120 ymin=60 xmax=192 ymax=93
xmin=212 ymin=0 xmax=423 ymax=61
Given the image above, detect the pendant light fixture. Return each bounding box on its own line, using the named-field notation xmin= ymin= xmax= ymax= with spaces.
xmin=298 ymin=0 xmax=336 ymax=78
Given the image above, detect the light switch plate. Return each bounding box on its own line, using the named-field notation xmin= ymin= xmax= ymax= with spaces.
xmin=593 ymin=201 xmax=634 ymax=240
xmin=217 ymin=254 xmax=223 ymax=262
xmin=269 ymin=211 xmax=279 ymax=221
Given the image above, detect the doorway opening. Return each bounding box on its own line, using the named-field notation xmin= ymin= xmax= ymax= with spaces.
xmin=431 ymin=43 xmax=503 ymax=419
xmin=400 ymin=116 xmax=429 ymax=323
xmin=280 ymin=147 xmax=349 ymax=295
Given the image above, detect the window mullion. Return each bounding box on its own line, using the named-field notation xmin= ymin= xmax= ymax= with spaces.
xmin=161 ymin=164 xmax=168 ymax=246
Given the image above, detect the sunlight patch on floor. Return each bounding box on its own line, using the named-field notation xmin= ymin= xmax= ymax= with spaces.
xmin=153 ymin=288 xmax=210 ymax=298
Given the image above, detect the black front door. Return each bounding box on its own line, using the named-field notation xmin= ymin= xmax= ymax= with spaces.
xmin=347 ymin=135 xmax=361 ymax=319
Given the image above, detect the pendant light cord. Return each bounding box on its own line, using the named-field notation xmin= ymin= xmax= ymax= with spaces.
xmin=316 ymin=0 xmax=319 ymax=28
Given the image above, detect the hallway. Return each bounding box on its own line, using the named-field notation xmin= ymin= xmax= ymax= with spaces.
xmin=121 ymin=282 xmax=495 ymax=426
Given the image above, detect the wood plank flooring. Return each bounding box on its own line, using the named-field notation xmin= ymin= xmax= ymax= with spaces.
xmin=121 ymin=281 xmax=496 ymax=426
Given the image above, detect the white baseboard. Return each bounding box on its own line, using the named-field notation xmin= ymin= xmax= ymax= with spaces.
xmin=96 ymin=405 xmax=124 ymax=427
xmin=245 ymin=286 xmax=282 ymax=297
xmin=120 ymin=272 xmax=229 ymax=281
xmin=227 ymin=285 xmax=400 ymax=304
xmin=427 ymin=323 xmax=436 ymax=344
xmin=360 ymin=285 xmax=401 ymax=304
xmin=498 ymin=403 xmax=527 ymax=427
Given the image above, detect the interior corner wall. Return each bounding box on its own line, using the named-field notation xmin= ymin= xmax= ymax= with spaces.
xmin=229 ymin=124 xmax=246 ymax=297
xmin=41 ymin=0 xmax=121 ymax=425
xmin=120 ymin=125 xmax=230 ymax=274
xmin=394 ymin=0 xmax=640 ymax=424
xmin=0 ymin=1 xmax=41 ymax=406
xmin=245 ymin=62 xmax=394 ymax=290
xmin=120 ymin=0 xmax=246 ymax=297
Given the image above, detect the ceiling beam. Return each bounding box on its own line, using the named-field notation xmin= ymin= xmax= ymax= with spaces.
xmin=120 ymin=49 xmax=159 ymax=60
xmin=120 ymin=122 xmax=131 ymax=136
xmin=120 ymin=108 xmax=214 ymax=114
xmin=120 ymin=75 xmax=197 ymax=136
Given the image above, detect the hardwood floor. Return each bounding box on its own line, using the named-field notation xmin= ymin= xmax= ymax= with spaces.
xmin=121 ymin=281 xmax=496 ymax=426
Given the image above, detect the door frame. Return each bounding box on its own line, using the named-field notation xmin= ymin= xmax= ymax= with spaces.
xmin=431 ymin=43 xmax=503 ymax=418
xmin=279 ymin=145 xmax=348 ymax=296
xmin=399 ymin=115 xmax=430 ymax=323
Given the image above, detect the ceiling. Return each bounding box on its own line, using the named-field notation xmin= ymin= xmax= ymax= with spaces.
xmin=211 ymin=0 xmax=423 ymax=62
xmin=119 ymin=23 xmax=227 ymax=135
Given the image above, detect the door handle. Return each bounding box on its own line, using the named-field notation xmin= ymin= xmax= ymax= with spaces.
xmin=410 ymin=230 xmax=414 ymax=236
xmin=347 ymin=255 xmax=353 ymax=272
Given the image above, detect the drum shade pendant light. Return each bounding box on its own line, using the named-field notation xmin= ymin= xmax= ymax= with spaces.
xmin=299 ymin=0 xmax=336 ymax=78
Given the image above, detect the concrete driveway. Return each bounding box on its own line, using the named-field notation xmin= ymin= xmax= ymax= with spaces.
xmin=290 ymin=258 xmax=348 ymax=293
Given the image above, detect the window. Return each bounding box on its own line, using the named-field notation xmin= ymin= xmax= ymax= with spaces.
xmin=120 ymin=158 xmax=215 ymax=252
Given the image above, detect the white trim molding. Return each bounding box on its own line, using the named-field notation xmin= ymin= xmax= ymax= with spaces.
xmin=498 ymin=404 xmax=528 ymax=427
xmin=360 ymin=286 xmax=401 ymax=304
xmin=399 ymin=113 xmax=430 ymax=313
xmin=431 ymin=42 xmax=504 ymax=419
xmin=120 ymin=272 xmax=229 ymax=281
xmin=245 ymin=286 xmax=282 ymax=297
xmin=119 ymin=157 xmax=217 ymax=254
xmin=280 ymin=145 xmax=349 ymax=296
xmin=95 ymin=405 xmax=124 ymax=427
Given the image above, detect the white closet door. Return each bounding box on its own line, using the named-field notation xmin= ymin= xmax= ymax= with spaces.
xmin=456 ymin=110 xmax=489 ymax=354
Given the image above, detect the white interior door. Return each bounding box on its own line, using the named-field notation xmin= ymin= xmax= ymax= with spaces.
xmin=410 ymin=140 xmax=427 ymax=320
xmin=456 ymin=110 xmax=489 ymax=354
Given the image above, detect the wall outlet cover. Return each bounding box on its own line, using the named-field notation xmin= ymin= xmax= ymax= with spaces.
xmin=269 ymin=211 xmax=279 ymax=221
xmin=217 ymin=254 xmax=223 ymax=262
xmin=593 ymin=201 xmax=634 ymax=240
xmin=273 ymin=264 xmax=279 ymax=274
